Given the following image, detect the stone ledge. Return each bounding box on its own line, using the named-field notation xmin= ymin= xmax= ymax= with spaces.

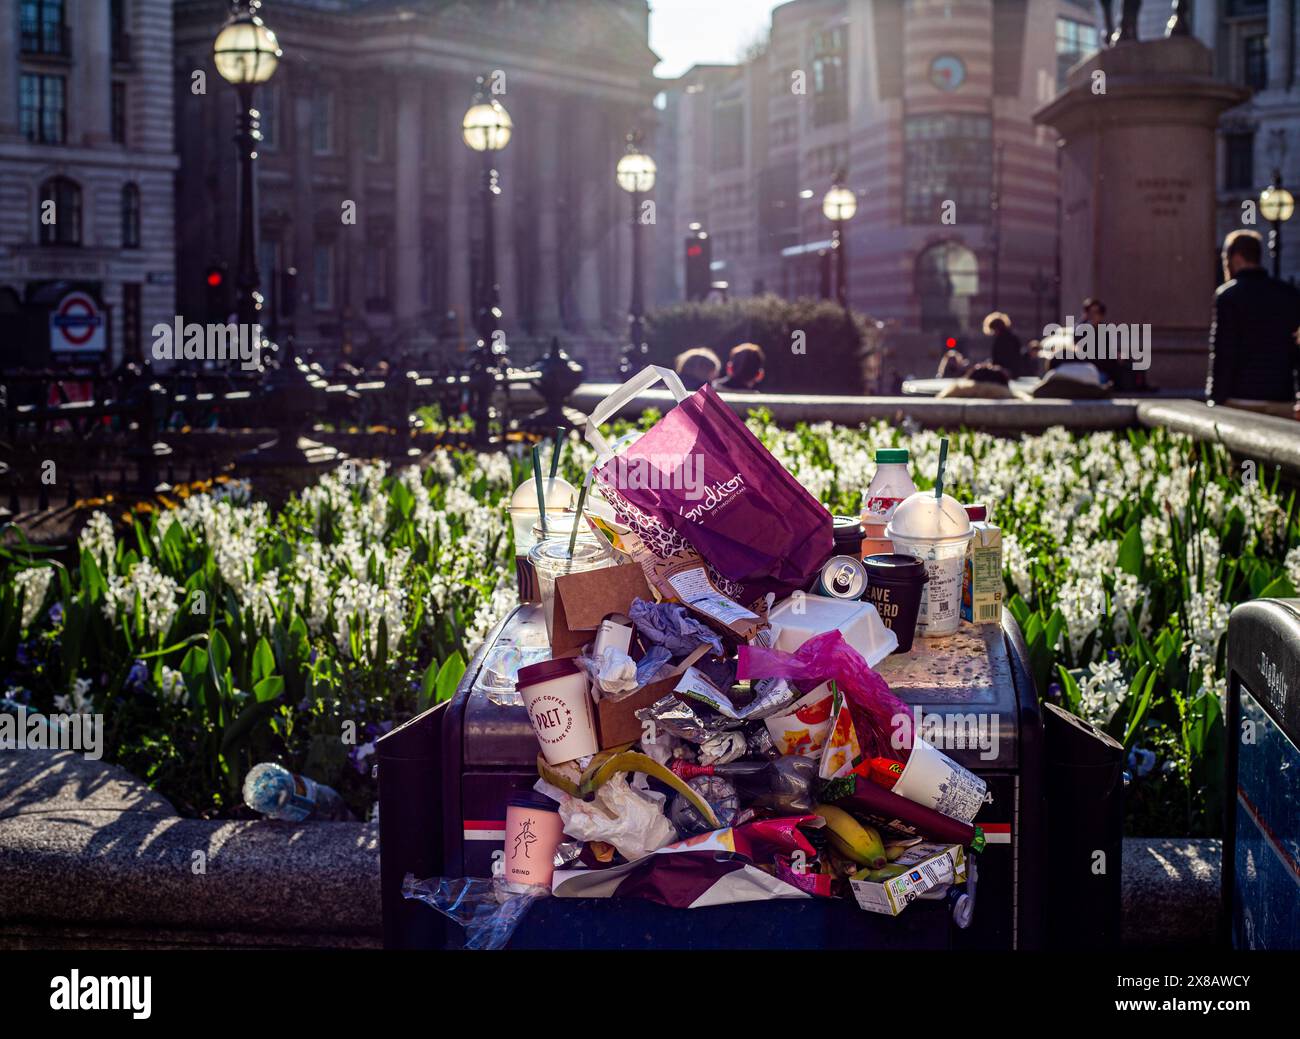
xmin=1136 ymin=400 xmax=1300 ymax=477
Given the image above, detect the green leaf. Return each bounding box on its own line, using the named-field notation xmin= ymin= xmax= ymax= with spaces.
xmin=252 ymin=675 xmax=284 ymax=703
xmin=434 ymin=651 xmax=466 ymax=704
xmin=1117 ymin=524 xmax=1144 ymax=577
xmin=1258 ymin=574 xmax=1298 ymax=599
xmin=418 ymin=657 xmax=439 ymax=711
xmin=251 ymin=636 xmax=275 ymax=684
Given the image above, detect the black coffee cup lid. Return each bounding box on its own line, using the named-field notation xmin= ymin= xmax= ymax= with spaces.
xmin=863 ymin=553 xmax=928 ymax=580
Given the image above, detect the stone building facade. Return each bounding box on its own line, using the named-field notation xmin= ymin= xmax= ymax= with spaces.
xmin=173 ymin=0 xmax=658 ymax=375
xmin=0 ymin=0 xmax=178 ymax=367
xmin=658 ymin=0 xmax=1103 ymax=380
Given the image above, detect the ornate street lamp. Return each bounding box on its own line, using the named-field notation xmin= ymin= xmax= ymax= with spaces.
xmin=1260 ymin=173 xmax=1295 ymax=279
xmin=213 ymin=0 xmax=280 ymax=330
xmin=615 ymin=131 xmax=656 ymax=379
xmin=462 ymin=78 xmax=513 ymax=357
xmin=822 ymin=173 xmax=857 ymax=309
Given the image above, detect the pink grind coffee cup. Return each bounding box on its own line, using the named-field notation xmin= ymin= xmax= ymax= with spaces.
xmin=503 ymin=794 xmax=564 ymax=889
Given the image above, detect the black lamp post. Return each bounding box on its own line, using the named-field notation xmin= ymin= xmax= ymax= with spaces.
xmin=1260 ymin=171 xmax=1295 ymax=280
xmin=213 ymin=0 xmax=280 ymax=330
xmin=822 ymin=171 xmax=857 ymax=309
xmin=462 ymin=77 xmax=513 ymax=362
xmin=616 ymin=131 xmax=656 ymax=379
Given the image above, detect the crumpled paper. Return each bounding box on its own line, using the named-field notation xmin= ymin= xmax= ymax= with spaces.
xmin=697 ymin=730 xmax=748 ymax=765
xmin=630 ymin=598 xmax=724 ymax=657
xmin=583 ymin=647 xmax=640 ymax=699
xmin=558 ymin=773 xmax=676 ymax=861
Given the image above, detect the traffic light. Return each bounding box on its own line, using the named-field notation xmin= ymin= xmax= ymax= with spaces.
xmin=279 ymin=266 xmax=297 ymax=319
xmin=685 ymin=225 xmax=711 ymax=301
xmin=204 ymin=264 xmax=229 ymax=322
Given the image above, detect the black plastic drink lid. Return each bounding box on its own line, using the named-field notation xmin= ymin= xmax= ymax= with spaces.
xmin=863 ymin=553 xmax=928 ymax=580
xmin=508 ymin=792 xmax=559 ymax=812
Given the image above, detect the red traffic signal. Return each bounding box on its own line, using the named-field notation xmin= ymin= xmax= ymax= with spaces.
xmin=206 ymin=268 xmax=224 ymax=287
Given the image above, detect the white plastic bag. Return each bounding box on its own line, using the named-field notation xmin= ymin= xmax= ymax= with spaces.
xmin=558 ymin=773 xmax=676 ymax=861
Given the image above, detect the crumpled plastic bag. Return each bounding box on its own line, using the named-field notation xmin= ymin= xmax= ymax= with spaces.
xmin=582 ymin=647 xmax=640 ymax=699
xmin=558 ymin=773 xmax=676 ymax=861
xmin=630 ymin=598 xmax=724 ymax=657
xmin=737 ymin=629 xmax=910 ymax=761
xmin=402 ymin=874 xmax=544 ymax=951
xmin=635 ymin=644 xmax=673 ymax=686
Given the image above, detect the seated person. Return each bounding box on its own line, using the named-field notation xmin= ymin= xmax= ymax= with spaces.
xmin=714 ymin=343 xmax=766 ymax=391
xmin=937 ymin=362 xmax=1026 ymax=400
xmin=673 ymin=346 xmax=722 ymax=391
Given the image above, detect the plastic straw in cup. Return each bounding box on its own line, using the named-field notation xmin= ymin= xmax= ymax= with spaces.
xmin=934 ymin=437 xmax=949 ymax=500
xmin=566 ymin=473 xmax=592 ymax=570
xmin=531 ymin=444 xmax=548 ymax=537
xmin=549 ymin=426 xmax=565 ymax=479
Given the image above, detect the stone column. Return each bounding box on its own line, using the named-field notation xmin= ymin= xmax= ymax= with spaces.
xmin=75 ymin=0 xmax=112 ymax=146
xmin=292 ymin=90 xmax=317 ymax=321
xmin=0 ymin=0 xmax=19 ymax=138
xmin=1269 ymin=0 xmax=1292 ymax=91
xmin=394 ymin=80 xmax=424 ymax=324
xmin=345 ymin=87 xmax=367 ymax=317
xmin=444 ymin=77 xmax=472 ymax=346
xmin=575 ymin=109 xmax=603 ymax=332
xmin=1034 ymin=36 xmax=1248 ymax=389
xmin=535 ymin=92 xmax=563 ymax=330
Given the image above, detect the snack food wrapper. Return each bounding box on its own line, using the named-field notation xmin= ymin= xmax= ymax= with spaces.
xmin=551 ymin=815 xmax=825 ymax=908
xmin=637 ymin=693 xmax=740 ymax=743
xmin=673 ymin=665 xmax=798 ymax=721
xmin=763 ymin=683 xmax=835 ymax=758
xmin=738 ymin=629 xmax=910 ymax=762
xmin=819 ymin=684 xmax=863 ymax=779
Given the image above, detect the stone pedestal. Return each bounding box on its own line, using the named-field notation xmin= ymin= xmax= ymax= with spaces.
xmin=1034 ymin=37 xmax=1248 ymax=390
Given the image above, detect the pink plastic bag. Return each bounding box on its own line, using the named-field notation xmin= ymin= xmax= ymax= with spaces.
xmin=737 ymin=630 xmax=910 ymax=762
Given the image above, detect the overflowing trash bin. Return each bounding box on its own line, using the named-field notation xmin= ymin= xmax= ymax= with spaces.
xmin=1223 ymin=599 xmax=1300 ymax=950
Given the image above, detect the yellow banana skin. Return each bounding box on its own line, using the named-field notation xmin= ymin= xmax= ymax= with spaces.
xmin=852 ymin=862 xmax=910 ymax=883
xmin=814 ymin=803 xmax=887 ymax=868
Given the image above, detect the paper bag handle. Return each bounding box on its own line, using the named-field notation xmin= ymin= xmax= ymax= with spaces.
xmin=584 ymin=364 xmax=690 ymax=461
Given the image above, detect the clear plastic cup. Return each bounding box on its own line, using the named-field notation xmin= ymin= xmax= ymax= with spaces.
xmin=528 ymin=537 xmax=614 ymax=642
xmin=509 ymin=476 xmax=578 ymax=555
xmin=886 ymin=491 xmax=973 ymax=638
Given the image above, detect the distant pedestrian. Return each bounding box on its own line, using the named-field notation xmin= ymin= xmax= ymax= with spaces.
xmin=983 ymin=311 xmax=1024 ymax=376
xmin=1207 ymin=229 xmax=1300 ymax=419
xmin=714 ymin=343 xmax=765 ymax=391
xmin=936 ymin=348 xmax=969 ymax=379
xmin=674 ymin=346 xmax=722 ymax=390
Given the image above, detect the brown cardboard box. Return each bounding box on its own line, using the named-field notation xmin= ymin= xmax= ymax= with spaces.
xmin=551 ymin=563 xmax=654 ymax=656
xmin=594 ymin=645 xmax=710 ymax=748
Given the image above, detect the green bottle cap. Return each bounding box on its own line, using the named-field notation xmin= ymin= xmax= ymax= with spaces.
xmin=971 ymin=826 xmax=986 ymax=854
xmin=875 ymin=448 xmax=909 ymax=464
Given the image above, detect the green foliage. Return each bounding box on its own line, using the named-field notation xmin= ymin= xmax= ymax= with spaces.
xmin=643 ymin=295 xmax=883 ymax=394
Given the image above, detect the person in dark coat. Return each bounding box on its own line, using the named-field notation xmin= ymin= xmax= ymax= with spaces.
xmin=1207 ymin=230 xmax=1300 ymax=419
xmin=983 ymin=311 xmax=1023 ymax=375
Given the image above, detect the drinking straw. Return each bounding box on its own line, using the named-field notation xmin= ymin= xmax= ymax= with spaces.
xmin=549 ymin=425 xmax=566 ymax=479
xmin=531 ymin=444 xmax=548 ymax=537
xmin=567 ymin=471 xmax=592 ymax=566
xmin=934 ymin=437 xmax=949 ymax=500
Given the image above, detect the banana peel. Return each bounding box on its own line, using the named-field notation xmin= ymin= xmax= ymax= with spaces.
xmin=851 ymin=861 xmax=911 ymax=883
xmin=536 ymin=747 xmax=720 ymax=830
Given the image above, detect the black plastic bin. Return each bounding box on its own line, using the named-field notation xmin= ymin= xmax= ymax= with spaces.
xmin=378 ymin=606 xmax=1048 ymax=949
xmin=1223 ymin=599 xmax=1300 ymax=950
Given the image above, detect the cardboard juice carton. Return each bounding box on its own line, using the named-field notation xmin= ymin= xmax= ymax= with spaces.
xmin=961 ymin=521 xmax=1003 ymax=625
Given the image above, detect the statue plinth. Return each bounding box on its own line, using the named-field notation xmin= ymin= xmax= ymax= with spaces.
xmin=1034 ymin=37 xmax=1248 ymax=390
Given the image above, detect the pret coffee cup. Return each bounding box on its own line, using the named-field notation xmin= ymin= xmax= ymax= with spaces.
xmin=516 ymin=656 xmax=599 ymax=764
xmin=503 ymin=792 xmax=564 ymax=890
xmin=862 ymin=553 xmax=929 ymax=653
xmin=885 ymin=490 xmax=974 ymax=638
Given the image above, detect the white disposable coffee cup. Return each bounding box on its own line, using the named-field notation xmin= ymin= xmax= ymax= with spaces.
xmin=886 ymin=491 xmax=974 ymax=638
xmin=516 ymin=656 xmax=599 ymax=765
xmin=892 ymin=736 xmax=988 ymax=824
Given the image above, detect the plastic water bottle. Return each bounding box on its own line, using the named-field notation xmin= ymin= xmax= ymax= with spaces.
xmin=242 ymin=762 xmax=352 ymax=821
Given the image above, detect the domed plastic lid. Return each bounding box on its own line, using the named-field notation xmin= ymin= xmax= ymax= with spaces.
xmin=510 ymin=475 xmax=578 ymax=511
xmin=885 ymin=490 xmax=973 ymax=542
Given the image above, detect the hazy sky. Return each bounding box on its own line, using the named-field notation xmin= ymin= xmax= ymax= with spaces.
xmin=649 ymin=0 xmax=783 ymax=79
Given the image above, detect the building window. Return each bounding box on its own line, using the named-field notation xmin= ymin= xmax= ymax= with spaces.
xmin=110 ymin=0 xmax=130 ymax=63
xmin=312 ymin=88 xmax=335 ymax=155
xmin=39 ymin=176 xmax=81 ymax=246
xmin=1244 ymin=35 xmax=1268 ymax=90
xmin=713 ymin=98 xmax=743 ymax=171
xmin=20 ymin=0 xmax=67 ymax=56
xmin=121 ymin=183 xmax=140 ymax=248
xmin=904 ymin=113 xmax=993 ymax=225
xmin=258 ymin=84 xmax=277 ymax=151
xmin=20 ymin=73 xmax=66 ymax=144
xmin=1056 ymin=17 xmax=1100 ymax=88
xmin=313 ymin=243 xmax=335 ymax=309
xmin=1225 ymin=132 xmax=1255 ymax=191
xmin=360 ymin=96 xmax=382 ymax=161
xmin=811 ymin=25 xmax=848 ymax=127
xmin=111 ymin=81 xmax=127 ymax=144
xmin=916 ymin=241 xmax=979 ymax=334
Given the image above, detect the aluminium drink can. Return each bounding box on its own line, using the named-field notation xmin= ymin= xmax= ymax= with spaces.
xmin=816 ymin=554 xmax=869 ymax=600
